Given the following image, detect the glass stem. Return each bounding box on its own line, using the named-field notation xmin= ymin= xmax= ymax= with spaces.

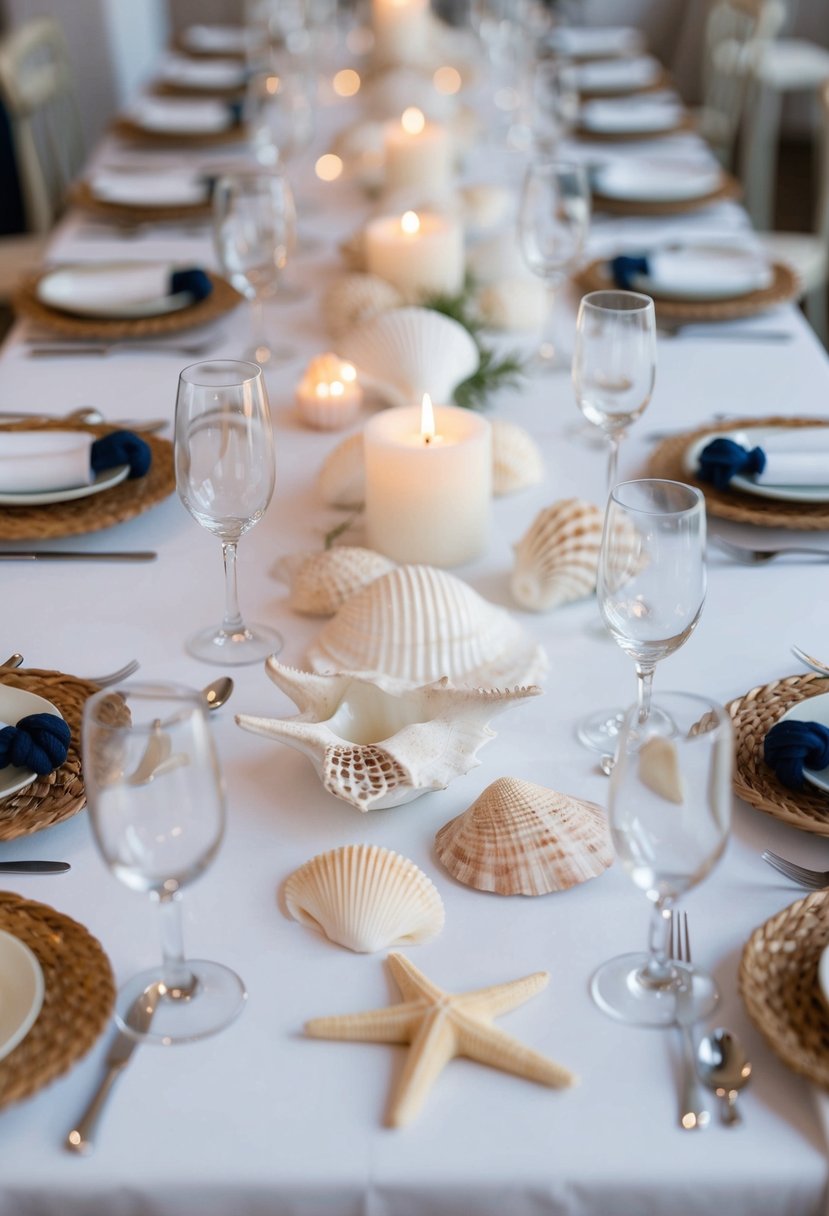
xmin=540 ymin=279 xmax=558 ymax=360
xmin=157 ymin=890 xmax=196 ymax=998
xmin=640 ymin=896 xmax=674 ymax=987
xmin=606 ymin=434 xmax=621 ymax=494
xmin=221 ymin=541 xmax=245 ymax=638
xmin=636 ymin=661 xmax=656 ymax=724
xmin=251 ymin=296 xmax=267 ymax=355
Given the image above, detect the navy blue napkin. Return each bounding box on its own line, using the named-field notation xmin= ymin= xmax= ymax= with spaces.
xmin=90 ymin=430 xmax=152 ymax=480
xmin=764 ymin=719 xmax=829 ymax=790
xmin=610 ymin=254 xmax=649 ymax=290
xmin=0 ymin=713 xmax=71 ymax=775
xmin=697 ymin=437 xmax=766 ymax=490
xmin=169 ymin=267 xmax=212 ymax=303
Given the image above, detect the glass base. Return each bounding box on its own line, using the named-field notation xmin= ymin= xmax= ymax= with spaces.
xmin=250 ymin=341 xmax=296 ymax=366
xmin=576 ymin=704 xmax=674 ymax=753
xmin=115 ymin=960 xmax=247 ymax=1045
xmin=590 ymin=955 xmax=719 ymax=1028
xmin=530 ymin=342 xmax=570 ymax=373
xmin=186 ymin=622 xmax=283 ymax=666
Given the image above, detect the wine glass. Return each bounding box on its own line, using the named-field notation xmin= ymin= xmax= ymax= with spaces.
xmin=82 ymin=682 xmax=247 ymax=1044
xmin=518 ymin=159 xmax=590 ymax=371
xmin=572 ymin=290 xmax=656 ymax=491
xmin=213 ymin=169 xmax=296 ymax=365
xmin=530 ymin=58 xmax=579 ymax=154
xmin=248 ymin=67 xmax=316 ymax=171
xmin=590 ymin=690 xmax=732 ymax=1027
xmin=577 ymin=478 xmax=707 ymax=752
xmin=175 ymin=359 xmax=282 ymax=666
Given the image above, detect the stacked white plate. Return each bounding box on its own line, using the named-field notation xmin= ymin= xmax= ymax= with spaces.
xmin=36 ymin=262 xmax=200 ymax=319
xmin=625 ymin=244 xmax=773 ymax=300
xmin=89 ymin=168 xmax=209 ymax=209
xmin=575 ymin=55 xmax=662 ymax=94
xmin=179 ymin=24 xmax=249 ymax=55
xmin=129 ymin=98 xmax=234 ymax=135
xmin=593 ymin=159 xmax=722 ymax=202
xmin=580 ymin=96 xmax=684 ymax=135
xmin=547 ymin=25 xmax=644 ymax=59
xmin=159 ymin=55 xmax=247 ymax=90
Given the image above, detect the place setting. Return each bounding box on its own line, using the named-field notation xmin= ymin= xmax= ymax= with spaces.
xmin=588 ymin=157 xmax=740 ymax=217
xmin=574 ymin=93 xmax=693 ymax=143
xmin=112 ymin=96 xmax=248 ymax=147
xmin=69 ymin=166 xmax=215 ymax=227
xmin=152 ymin=54 xmax=249 ymax=98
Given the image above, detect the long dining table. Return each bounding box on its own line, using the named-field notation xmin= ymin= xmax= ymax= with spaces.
xmin=2 ymin=22 xmax=829 ymax=1216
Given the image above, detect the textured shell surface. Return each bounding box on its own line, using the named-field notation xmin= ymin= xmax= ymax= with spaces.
xmin=434 ymin=776 xmax=613 ymax=896
xmin=277 ymin=547 xmax=396 ymax=616
xmin=322 ymin=274 xmax=404 ymax=339
xmin=491 ymin=419 xmax=545 ymax=496
xmin=336 ymin=306 xmax=479 ymax=409
xmin=307 ymin=564 xmax=547 ymax=690
xmin=283 ymin=843 xmax=445 ymax=952
xmin=511 ymin=498 xmax=604 ymax=612
xmin=317 ymin=433 xmax=366 ymax=508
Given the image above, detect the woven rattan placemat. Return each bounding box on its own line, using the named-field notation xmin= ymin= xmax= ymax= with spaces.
xmin=591 ymin=174 xmax=740 ymax=216
xmin=0 ymin=892 xmax=115 ymax=1108
xmin=740 ymin=890 xmax=829 ymax=1088
xmin=0 ymin=422 xmax=175 ymax=541
xmin=726 ymin=671 xmax=829 ymax=835
xmin=646 ymin=416 xmax=829 ymax=530
xmin=69 ymin=180 xmax=212 ymax=226
xmin=574 ymin=258 xmax=799 ymax=322
xmin=12 ymin=269 xmax=242 ymax=340
xmin=112 ymin=117 xmax=247 ymax=147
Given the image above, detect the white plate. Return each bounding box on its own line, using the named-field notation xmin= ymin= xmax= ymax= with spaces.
xmin=0 ymin=463 xmax=129 ymax=506
xmin=181 ymin=24 xmax=249 ymax=54
xmin=818 ymin=944 xmax=829 ymax=1010
xmin=36 ymin=263 xmax=195 ymax=320
xmin=129 ymin=98 xmax=234 ymax=135
xmin=0 ymin=684 xmax=65 ymax=802
xmin=547 ymin=25 xmax=643 ymax=59
xmin=0 ymin=930 xmax=44 ymax=1063
xmin=778 ymin=692 xmax=829 ymax=795
xmin=594 ymin=159 xmax=722 ymax=202
xmin=580 ymin=98 xmax=683 ymax=135
xmin=575 ymin=55 xmax=661 ymax=94
xmin=684 ymin=426 xmax=829 ymax=503
xmin=629 ymin=244 xmax=773 ymax=300
xmin=89 ymin=170 xmax=209 ymax=209
xmin=159 ymin=55 xmax=246 ymax=90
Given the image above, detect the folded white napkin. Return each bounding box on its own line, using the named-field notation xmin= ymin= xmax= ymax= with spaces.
xmin=642 ymin=246 xmax=772 ymax=297
xmin=755 ymin=429 xmax=829 ymax=486
xmin=548 ymin=25 xmax=643 ymax=58
xmin=581 ymin=97 xmax=683 ymax=134
xmin=0 ymin=431 xmax=93 ymax=494
xmin=130 ymin=98 xmax=233 ymax=134
xmin=159 ymin=55 xmax=246 ymax=90
xmin=575 ymin=55 xmax=661 ymax=93
xmin=181 ymin=24 xmax=249 ymax=53
xmin=37 ymin=263 xmax=192 ymax=319
xmin=90 ymin=169 xmax=208 ymax=208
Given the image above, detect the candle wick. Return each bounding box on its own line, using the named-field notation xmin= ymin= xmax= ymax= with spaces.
xmin=424 ymin=435 xmax=432 ymax=445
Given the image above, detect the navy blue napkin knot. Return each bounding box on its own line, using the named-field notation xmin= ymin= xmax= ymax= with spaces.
xmin=227 ymin=100 xmax=245 ymax=126
xmin=697 ymin=437 xmax=766 ymax=490
xmin=764 ymin=719 xmax=829 ymax=790
xmin=0 ymin=713 xmax=71 ymax=775
xmin=610 ymin=255 xmax=649 ymax=290
xmin=90 ymin=430 xmax=152 ymax=480
xmin=170 ymin=267 xmax=212 ymax=303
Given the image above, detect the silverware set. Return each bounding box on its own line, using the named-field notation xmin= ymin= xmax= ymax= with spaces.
xmin=710 ymin=537 xmax=829 ymax=565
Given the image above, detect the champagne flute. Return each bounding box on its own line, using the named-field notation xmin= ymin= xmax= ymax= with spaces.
xmin=573 ymin=290 xmax=656 ymax=491
xmin=213 ymin=168 xmax=296 ymax=365
xmin=82 ymin=682 xmax=247 ymax=1044
xmin=518 ymin=159 xmax=590 ymax=371
xmin=577 ymin=478 xmax=707 ymax=752
xmin=175 ymin=359 xmax=282 ymax=666
xmin=590 ymin=691 xmax=732 ymax=1027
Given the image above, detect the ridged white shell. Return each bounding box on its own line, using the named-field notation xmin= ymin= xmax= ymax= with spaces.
xmin=337 ymin=306 xmax=479 ymax=409
xmin=511 ymin=499 xmax=604 ymax=612
xmin=477 ymin=278 xmax=547 ymax=332
xmin=307 ymin=564 xmax=547 ymax=689
xmin=283 ymin=843 xmax=445 ymax=952
xmin=318 ymin=434 xmax=365 ymax=508
xmin=276 ymin=547 xmax=396 ymax=616
xmin=322 ymin=274 xmax=404 ymax=339
xmin=434 ymin=777 xmax=613 ymax=896
xmin=491 ymin=420 xmax=544 ymax=497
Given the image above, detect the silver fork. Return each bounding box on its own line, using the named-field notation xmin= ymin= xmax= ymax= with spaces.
xmin=26 ymin=338 xmax=216 ymax=359
xmin=791 ymin=645 xmax=829 ymax=678
xmin=711 ymin=537 xmax=829 ymax=565
xmin=670 ymin=911 xmax=711 ymax=1131
xmin=79 ymin=660 xmax=140 ymax=687
xmin=761 ymin=849 xmax=829 ymax=889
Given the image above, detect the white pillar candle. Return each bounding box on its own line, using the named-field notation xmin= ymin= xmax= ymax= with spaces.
xmin=384 ymin=107 xmax=453 ymax=195
xmin=364 ymin=397 xmax=492 ymax=567
xmin=364 ymin=209 xmax=465 ymax=298
xmin=296 ymin=353 xmax=363 ymax=431
xmin=371 ymin=0 xmax=429 ymax=66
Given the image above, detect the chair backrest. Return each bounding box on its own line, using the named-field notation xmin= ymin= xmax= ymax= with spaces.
xmin=0 ymin=18 xmax=85 ymax=233
xmin=815 ymin=79 xmax=829 ymax=248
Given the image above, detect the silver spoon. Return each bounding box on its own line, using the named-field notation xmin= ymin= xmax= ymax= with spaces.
xmin=697 ymin=1029 xmax=752 ymax=1125
xmin=202 ymin=676 xmax=233 ymax=710
xmin=791 ymin=645 xmax=829 ymax=678
xmin=0 ymin=654 xmax=24 ymax=670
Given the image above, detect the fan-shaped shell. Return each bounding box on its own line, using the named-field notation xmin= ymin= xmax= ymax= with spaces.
xmin=511 ymin=499 xmax=604 ymax=612
xmin=337 ymin=306 xmax=479 ymax=409
xmin=284 ymin=843 xmax=445 ymax=952
xmin=318 ymin=434 xmax=365 ymax=508
xmin=434 ymin=776 xmax=612 ymax=896
xmin=277 ymin=547 xmax=396 ymax=616
xmin=307 ymin=564 xmax=546 ymax=689
xmin=322 ymin=274 xmax=404 ymax=339
xmin=492 ymin=420 xmax=544 ymax=496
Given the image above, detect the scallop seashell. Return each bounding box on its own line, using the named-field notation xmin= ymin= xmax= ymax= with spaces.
xmin=511 ymin=499 xmax=604 ymax=612
xmin=491 ymin=420 xmax=545 ymax=497
xmin=276 ymin=547 xmax=396 ymax=616
xmin=307 ymin=564 xmax=547 ymax=689
xmin=322 ymin=274 xmax=404 ymax=339
xmin=283 ymin=843 xmax=445 ymax=952
xmin=236 ymin=659 xmax=541 ymax=811
xmin=318 ymin=434 xmax=366 ymax=508
xmin=337 ymin=306 xmax=479 ymax=410
xmin=434 ymin=776 xmax=613 ymax=896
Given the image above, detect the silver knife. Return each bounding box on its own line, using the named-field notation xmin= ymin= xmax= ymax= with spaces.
xmin=65 ymin=983 xmax=160 ymax=1155
xmin=0 ymin=551 xmax=157 ymax=562
xmin=0 ymin=861 xmax=70 ymax=873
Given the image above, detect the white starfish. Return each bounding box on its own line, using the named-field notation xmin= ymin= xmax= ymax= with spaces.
xmin=305 ymin=952 xmax=576 ymax=1127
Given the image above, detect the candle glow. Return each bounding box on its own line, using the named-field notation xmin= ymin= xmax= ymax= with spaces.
xmin=420 ymin=393 xmax=436 ymax=443
xmin=296 ymin=354 xmax=363 ymax=430
xmin=401 ymin=210 xmax=420 ymax=235
xmin=401 ymin=106 xmax=426 ymax=135
xmin=333 ymin=69 xmax=361 ymax=97
xmin=434 ymin=66 xmax=462 ymax=95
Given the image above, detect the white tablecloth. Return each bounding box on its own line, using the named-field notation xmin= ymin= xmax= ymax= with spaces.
xmin=1 ymin=43 xmax=829 ymax=1216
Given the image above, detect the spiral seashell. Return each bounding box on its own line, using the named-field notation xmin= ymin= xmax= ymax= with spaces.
xmin=318 ymin=434 xmax=366 ymax=508
xmin=307 ymin=564 xmax=546 ymax=689
xmin=276 ymin=547 xmax=396 ymax=616
xmin=434 ymin=777 xmax=613 ymax=896
xmin=511 ymin=499 xmax=604 ymax=612
xmin=322 ymin=274 xmax=404 ymax=339
xmin=283 ymin=843 xmax=445 ymax=952
xmin=491 ymin=420 xmax=544 ymax=497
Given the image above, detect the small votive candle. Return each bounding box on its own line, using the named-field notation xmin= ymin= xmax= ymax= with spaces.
xmin=296 ymin=354 xmax=363 ymax=431
xmin=364 ymin=208 xmax=464 ymax=299
xmin=384 ymin=107 xmax=453 ymax=195
xmin=364 ymin=395 xmax=492 ymax=566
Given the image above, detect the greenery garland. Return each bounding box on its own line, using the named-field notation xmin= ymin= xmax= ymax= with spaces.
xmin=421 ymin=280 xmax=525 ymax=411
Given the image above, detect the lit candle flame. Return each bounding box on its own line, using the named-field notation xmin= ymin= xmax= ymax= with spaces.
xmin=340 ymin=361 xmax=357 ymax=382
xmin=401 ymin=210 xmax=420 ymax=235
xmin=420 ymin=393 xmax=436 ymax=443
xmin=401 ymin=106 xmax=425 ymax=135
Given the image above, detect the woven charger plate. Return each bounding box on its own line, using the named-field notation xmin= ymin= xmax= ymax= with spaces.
xmin=646 ymin=416 xmax=829 ymax=530
xmin=726 ymin=672 xmax=829 ymax=835
xmin=575 ymin=258 xmax=798 ymax=322
xmin=12 ymin=269 xmax=241 ymax=340
xmin=0 ymin=892 xmax=115 ymax=1109
xmin=739 ymin=890 xmax=829 ymax=1089
xmin=112 ymin=116 xmax=247 ymax=147
xmin=592 ymin=173 xmax=740 ymax=216
xmin=0 ymin=422 xmax=174 ymax=541
xmin=69 ymin=179 xmax=212 ymax=225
